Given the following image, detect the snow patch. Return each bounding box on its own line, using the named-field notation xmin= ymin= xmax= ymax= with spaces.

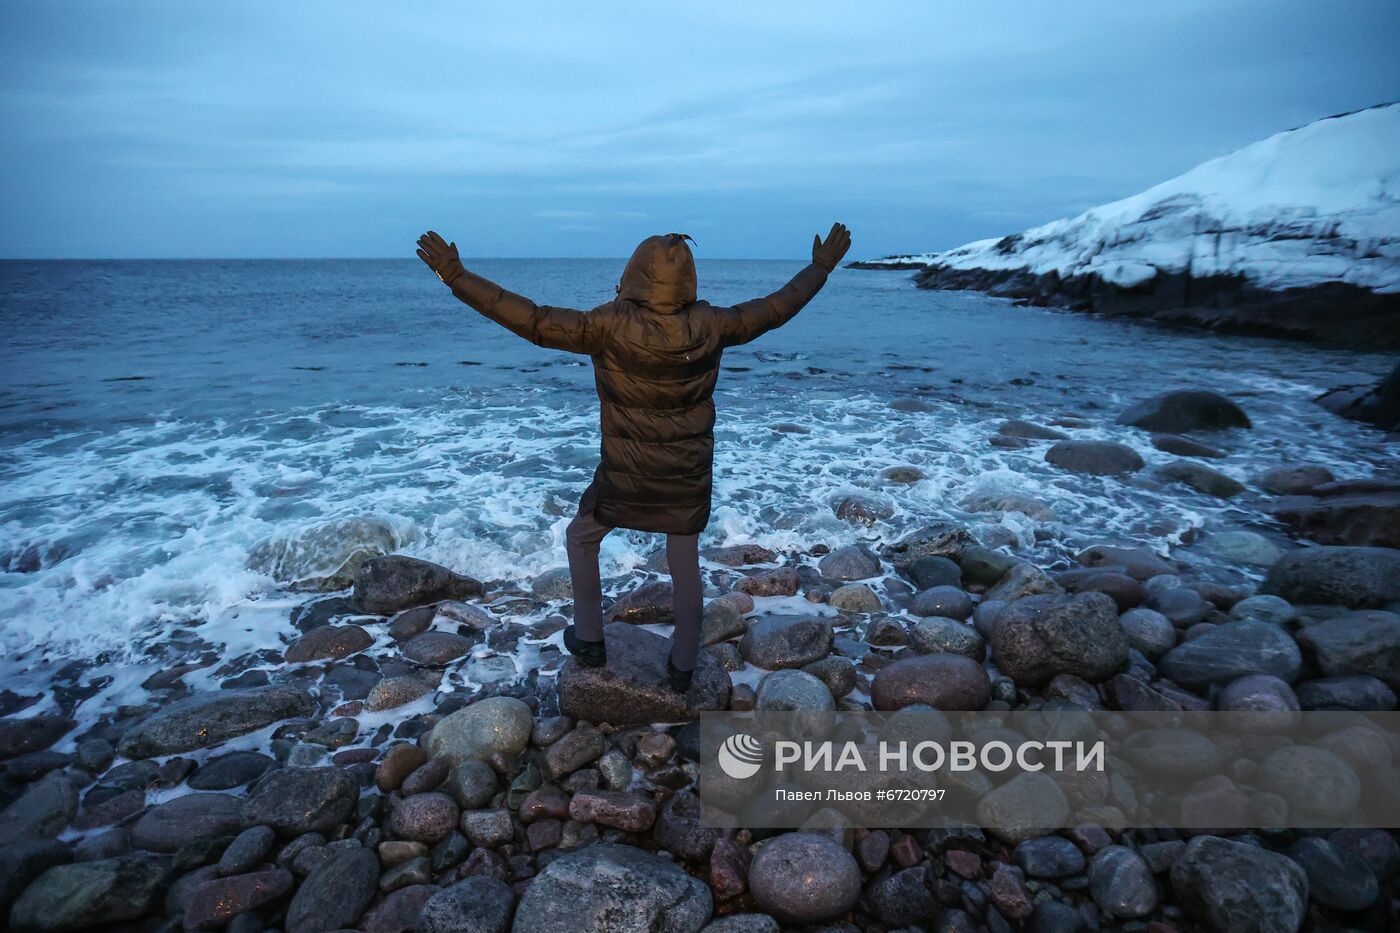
xmin=866 ymin=103 xmax=1400 ymax=293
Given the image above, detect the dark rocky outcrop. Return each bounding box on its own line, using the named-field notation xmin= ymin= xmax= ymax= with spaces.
xmin=911 ymin=263 xmax=1400 ymax=350
xmin=1261 ymin=545 xmax=1400 ymax=608
xmin=1267 ymin=479 xmax=1400 ymax=548
xmin=1316 ymin=361 xmax=1400 ymax=431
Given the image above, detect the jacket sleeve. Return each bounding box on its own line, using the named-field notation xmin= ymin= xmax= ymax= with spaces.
xmin=713 ymin=262 xmax=829 ymax=347
xmin=445 ymin=268 xmax=603 ymax=354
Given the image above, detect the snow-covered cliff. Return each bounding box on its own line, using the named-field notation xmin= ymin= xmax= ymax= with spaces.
xmin=857 ymin=103 xmax=1400 ymax=347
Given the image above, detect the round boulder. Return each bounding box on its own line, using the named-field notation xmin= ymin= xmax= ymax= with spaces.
xmin=739 ymin=616 xmax=833 ymax=670
xmin=427 ymin=696 xmax=533 ymax=766
xmin=749 ymin=832 xmax=861 ymax=925
xmin=817 ymin=545 xmax=882 ymax=581
xmin=1158 ymin=621 xmax=1302 ymax=690
xmin=1170 ymin=835 xmax=1306 ymax=933
xmin=1116 ymin=390 xmax=1251 ymax=433
xmin=241 ymin=767 xmax=359 ymax=838
xmin=871 ymin=654 xmax=990 ymax=711
xmin=388 ymin=792 xmax=459 ymax=844
xmin=755 ymin=669 xmax=836 ymax=713
xmin=910 ymin=585 xmax=974 ymax=620
xmin=988 ymin=592 xmax=1129 ymax=687
xmin=1045 ymin=441 xmax=1144 ymax=476
xmin=907 ymin=616 xmax=985 ymax=659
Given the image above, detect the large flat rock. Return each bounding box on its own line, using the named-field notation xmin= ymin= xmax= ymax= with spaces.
xmin=557 ymin=623 xmax=729 ymax=726
xmin=117 ymin=686 xmax=316 ymax=759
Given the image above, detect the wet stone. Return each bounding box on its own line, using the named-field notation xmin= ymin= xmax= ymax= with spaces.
xmin=10 ymin=855 xmax=173 ymax=931
xmin=285 ymin=624 xmax=373 ymax=663
xmin=460 ymin=808 xmax=514 ymax=847
xmin=130 ymin=793 xmax=244 ymax=853
xmin=557 ymin=623 xmax=729 ymax=726
xmin=739 ymin=615 xmax=833 ymax=669
xmin=389 ymin=792 xmax=459 ymax=844
xmin=241 ymin=767 xmax=359 ymax=837
xmin=871 ymin=653 xmax=990 ymax=711
xmin=607 ymin=581 xmax=676 ymax=625
xmin=217 ymin=824 xmax=276 ymax=876
xmin=544 ymin=725 xmax=606 ymax=780
xmin=907 ymin=615 xmax=985 ymax=659
xmin=513 ymin=844 xmax=711 ymax=932
xmin=401 ymin=756 xmax=450 ymax=795
xmin=366 ymin=675 xmax=432 ymax=711
xmin=735 ymin=567 xmax=800 ymax=597
xmin=1088 ymin=845 xmax=1157 ymax=918
xmin=1286 ymin=836 xmax=1379 ymax=911
xmin=284 ymin=844 xmax=380 ymax=933
xmin=378 ymin=839 xmax=428 ymax=868
xmin=867 ymin=865 xmax=939 ymax=927
xmin=1014 ymin=836 xmax=1085 ymax=878
xmin=427 ymin=695 xmax=533 ymax=765
xmin=388 ymin=604 xmax=436 ymax=640
xmin=117 ymin=686 xmax=316 ymax=758
xmin=380 ymin=855 xmax=433 ymax=892
xmin=419 ymin=875 xmax=516 ymax=933
xmin=0 ymin=714 xmax=74 ymax=760
xmin=567 ymin=789 xmax=657 ymax=833
xmin=446 ymin=759 xmax=498 ymax=809
xmin=353 ymin=555 xmax=483 ymax=615
xmin=911 ymin=585 xmax=974 ymax=620
xmin=1170 ymin=835 xmax=1307 ymax=933
xmin=183 ymin=868 xmax=295 ymax=929
xmin=749 ymin=832 xmax=861 ymax=925
xmin=402 ymin=630 xmax=477 ymax=667
xmin=817 ymin=545 xmax=882 ymax=581
xmin=1 ymin=772 xmax=79 ymax=841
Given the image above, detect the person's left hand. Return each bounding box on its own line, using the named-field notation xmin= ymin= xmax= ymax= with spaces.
xmin=417 ymin=231 xmax=465 ymax=283
xmin=812 ymin=222 xmax=852 ymax=272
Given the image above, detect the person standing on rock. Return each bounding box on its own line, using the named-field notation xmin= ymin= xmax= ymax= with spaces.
xmin=417 ymin=225 xmax=852 ymax=691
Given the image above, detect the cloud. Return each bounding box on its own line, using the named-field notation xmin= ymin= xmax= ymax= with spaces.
xmin=1 ymin=0 xmax=1396 ymax=258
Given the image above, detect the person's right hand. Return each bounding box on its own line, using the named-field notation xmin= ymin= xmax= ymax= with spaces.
xmin=812 ymin=222 xmax=852 ymax=272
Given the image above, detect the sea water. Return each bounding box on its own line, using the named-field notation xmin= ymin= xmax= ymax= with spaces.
xmin=1 ymin=258 xmax=1394 ymax=717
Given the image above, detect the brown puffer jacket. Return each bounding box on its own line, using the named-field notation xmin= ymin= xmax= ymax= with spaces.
xmin=444 ymin=234 xmax=830 ymax=534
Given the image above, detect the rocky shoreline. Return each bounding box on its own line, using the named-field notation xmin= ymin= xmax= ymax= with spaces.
xmin=845 ymin=262 xmax=1400 ymax=351
xmin=3 ymin=390 xmax=1400 ymax=932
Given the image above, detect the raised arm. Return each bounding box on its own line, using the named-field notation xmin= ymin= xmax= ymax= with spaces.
xmin=715 ymin=222 xmax=851 ymax=347
xmin=416 ymin=230 xmax=600 ymax=354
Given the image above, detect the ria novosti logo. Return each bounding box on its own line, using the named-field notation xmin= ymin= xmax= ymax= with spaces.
xmin=717 ymin=733 xmax=764 ymax=779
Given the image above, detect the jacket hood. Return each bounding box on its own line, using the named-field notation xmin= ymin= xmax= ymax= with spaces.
xmin=616 ymin=233 xmax=697 ymax=313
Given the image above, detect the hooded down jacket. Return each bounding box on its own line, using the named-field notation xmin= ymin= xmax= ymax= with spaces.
xmin=443 ymin=234 xmax=831 ymax=534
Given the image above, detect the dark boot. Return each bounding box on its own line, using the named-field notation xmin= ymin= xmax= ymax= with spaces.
xmin=563 ymin=626 xmax=606 ymax=668
xmin=667 ymin=656 xmax=693 ymax=694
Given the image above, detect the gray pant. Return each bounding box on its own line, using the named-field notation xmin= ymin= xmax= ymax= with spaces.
xmin=565 ymin=508 xmax=703 ymax=672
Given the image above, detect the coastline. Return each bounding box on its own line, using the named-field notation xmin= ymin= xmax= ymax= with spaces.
xmin=847 ymin=262 xmax=1400 ymax=350
xmin=3 ymin=385 xmax=1398 ymax=929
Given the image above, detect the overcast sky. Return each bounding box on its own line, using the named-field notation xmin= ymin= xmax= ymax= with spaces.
xmin=2 ymin=1 xmax=1396 ymax=260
